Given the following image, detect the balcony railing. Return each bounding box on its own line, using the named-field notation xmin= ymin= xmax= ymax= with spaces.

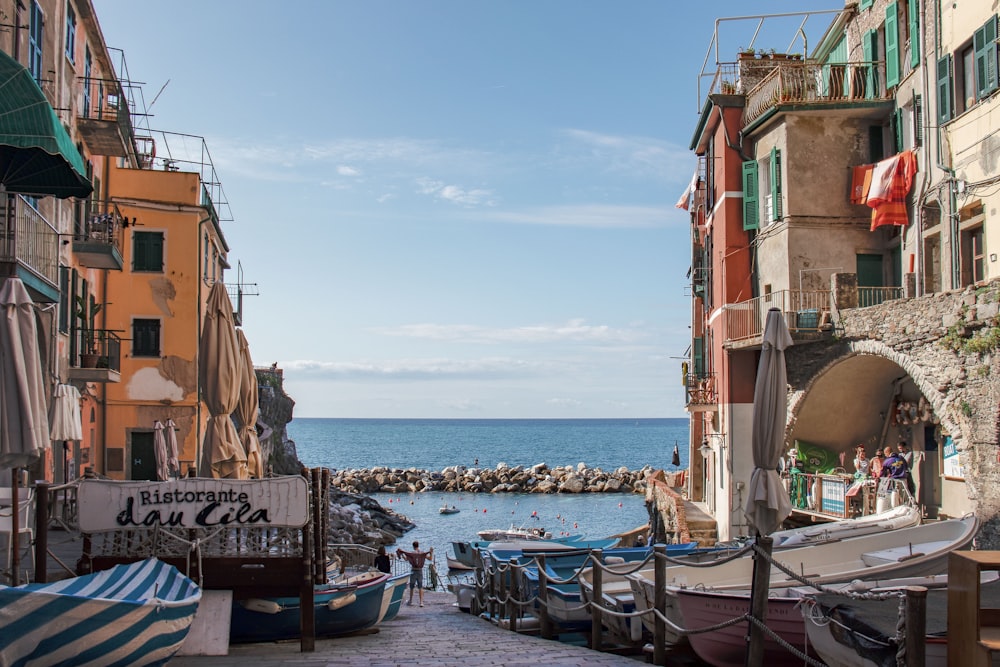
xmin=858 ymin=286 xmax=904 ymax=308
xmin=724 ymin=289 xmax=831 ymax=346
xmin=67 ymin=328 xmax=122 ymax=384
xmin=685 ymin=373 xmax=718 ymax=413
xmin=75 ymin=77 xmax=137 ymax=158
xmin=72 ymin=201 xmax=125 ymax=270
xmin=743 ymin=60 xmax=891 ymax=126
xmin=0 ymin=194 xmax=58 ymax=289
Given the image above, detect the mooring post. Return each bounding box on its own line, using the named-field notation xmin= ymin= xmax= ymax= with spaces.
xmin=508 ymin=557 xmax=519 ymax=632
xmin=591 ymin=548 xmax=604 ymax=651
xmin=537 ymin=553 xmax=553 ymax=639
xmin=746 ymin=536 xmax=774 ymax=667
xmin=34 ymin=481 xmax=49 ymax=583
xmin=904 ymin=586 xmax=927 ymax=667
xmin=653 ymin=543 xmax=667 ymax=666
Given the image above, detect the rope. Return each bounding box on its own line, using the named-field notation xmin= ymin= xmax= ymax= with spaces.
xmin=746 ymin=614 xmax=827 ymax=667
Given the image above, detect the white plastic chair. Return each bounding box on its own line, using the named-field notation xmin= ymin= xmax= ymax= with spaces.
xmin=0 ymin=488 xmax=35 ymax=579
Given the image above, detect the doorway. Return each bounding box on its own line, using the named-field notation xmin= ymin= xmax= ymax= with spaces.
xmin=129 ymin=431 xmax=158 ymax=481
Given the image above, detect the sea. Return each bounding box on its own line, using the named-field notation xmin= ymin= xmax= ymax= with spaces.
xmin=288 ymin=418 xmax=690 ymax=566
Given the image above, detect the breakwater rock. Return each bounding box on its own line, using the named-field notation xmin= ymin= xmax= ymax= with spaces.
xmin=328 ymin=489 xmax=416 ymax=546
xmin=330 ymin=462 xmax=653 ymax=495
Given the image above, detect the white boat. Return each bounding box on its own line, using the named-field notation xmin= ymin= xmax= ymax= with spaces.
xmin=767 ymin=503 xmax=921 ymax=548
xmin=802 ymin=573 xmax=1000 ymax=667
xmin=612 ymin=515 xmax=978 ymax=646
xmin=477 ymin=524 xmax=551 ymax=541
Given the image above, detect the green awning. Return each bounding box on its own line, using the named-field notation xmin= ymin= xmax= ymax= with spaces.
xmin=0 ymin=49 xmax=93 ymax=198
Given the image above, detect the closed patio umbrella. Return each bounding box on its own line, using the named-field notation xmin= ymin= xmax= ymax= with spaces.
xmin=49 ymin=383 xmax=82 ymax=483
xmin=234 ymin=329 xmax=263 ymax=479
xmin=165 ymin=418 xmax=180 ymax=477
xmin=153 ymin=421 xmax=169 ymax=482
xmin=197 ymin=281 xmax=245 ymax=479
xmin=0 ymin=277 xmax=50 ymax=583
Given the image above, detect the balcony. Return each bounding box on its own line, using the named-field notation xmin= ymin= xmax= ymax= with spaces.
xmin=724 ymin=289 xmax=834 ymax=348
xmin=72 ymin=202 xmax=125 ymax=270
xmin=685 ymin=374 xmax=718 ymax=413
xmin=75 ymin=77 xmax=136 ymax=157
xmin=740 ymin=60 xmax=894 ymax=127
xmin=67 ymin=328 xmax=121 ymax=384
xmin=0 ymin=194 xmax=59 ymax=302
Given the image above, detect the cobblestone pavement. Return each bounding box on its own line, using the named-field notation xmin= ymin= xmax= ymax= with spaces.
xmin=167 ymin=591 xmax=653 ymax=667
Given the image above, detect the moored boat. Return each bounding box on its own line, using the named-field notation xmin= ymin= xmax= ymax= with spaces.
xmin=230 ymin=570 xmax=388 ymax=642
xmin=0 ymin=558 xmax=201 ymax=667
xmin=440 ymin=505 xmax=460 ymax=514
xmin=377 ymin=573 xmax=410 ymax=623
xmin=478 ymin=524 xmax=551 ymax=541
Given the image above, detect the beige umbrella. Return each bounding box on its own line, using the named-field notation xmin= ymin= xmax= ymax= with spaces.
xmin=197 ymin=281 xmax=246 ymax=479
xmin=165 ymin=418 xmax=180 ymax=477
xmin=234 ymin=329 xmax=264 ymax=479
xmin=0 ymin=277 xmax=50 ymax=583
xmin=153 ymin=420 xmax=169 ymax=481
xmin=49 ymin=383 xmax=82 ymax=483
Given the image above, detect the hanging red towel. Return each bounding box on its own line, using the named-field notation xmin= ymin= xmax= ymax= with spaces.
xmin=866 ymin=151 xmax=918 ymax=231
xmin=849 ymin=164 xmax=874 ymax=204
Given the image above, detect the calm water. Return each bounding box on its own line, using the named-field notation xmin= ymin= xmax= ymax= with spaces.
xmin=287 ymin=418 xmax=689 ymax=563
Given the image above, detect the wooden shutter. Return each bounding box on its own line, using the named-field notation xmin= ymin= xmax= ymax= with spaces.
xmin=742 ymin=160 xmax=759 ymax=231
xmin=909 ymin=0 xmax=920 ymax=69
xmin=860 ymin=0 xmax=873 ymax=9
xmin=886 ymin=2 xmax=900 ymax=88
xmin=891 ymin=108 xmax=903 ymax=153
xmin=974 ymin=15 xmax=999 ymax=100
xmin=769 ymin=147 xmax=782 ymax=222
xmin=693 ymin=338 xmax=704 ymax=377
xmin=863 ymin=29 xmax=879 ymax=98
xmin=937 ymin=54 xmax=952 ymax=123
xmin=133 ymin=231 xmax=164 ymax=271
xmin=914 ymin=94 xmax=923 ymax=147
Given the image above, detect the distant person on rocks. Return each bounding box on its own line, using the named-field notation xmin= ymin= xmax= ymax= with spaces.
xmin=397 ymin=541 xmax=434 ymax=607
xmin=374 ymin=545 xmax=391 ymax=574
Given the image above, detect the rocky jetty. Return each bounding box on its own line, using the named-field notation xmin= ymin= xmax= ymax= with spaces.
xmin=330 ymin=462 xmax=653 ymax=495
xmin=328 ymin=489 xmax=416 ymax=546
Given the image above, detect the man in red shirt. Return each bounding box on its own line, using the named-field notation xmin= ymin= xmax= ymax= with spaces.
xmin=397 ymin=541 xmax=434 ymax=607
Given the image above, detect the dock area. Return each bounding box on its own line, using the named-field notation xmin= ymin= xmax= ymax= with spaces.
xmin=170 ymin=590 xmax=651 ymax=667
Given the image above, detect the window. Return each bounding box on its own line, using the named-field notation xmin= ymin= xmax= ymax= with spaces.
xmin=974 ymin=15 xmax=999 ymax=100
xmin=960 ymin=202 xmax=986 ymax=287
xmin=908 ymin=0 xmax=920 ymax=69
xmin=64 ymin=5 xmax=76 ymax=63
xmin=938 ymin=15 xmax=999 ymax=122
xmin=132 ymin=231 xmax=164 ymax=272
xmin=28 ymin=1 xmax=43 ymax=82
xmin=862 ymin=29 xmax=880 ymax=99
xmin=132 ymin=319 xmax=161 ymax=357
xmin=742 ymin=160 xmax=759 ymax=231
xmin=937 ymin=54 xmax=953 ymax=123
xmin=83 ymin=47 xmax=92 ymax=117
xmin=957 ymin=44 xmax=976 ymax=114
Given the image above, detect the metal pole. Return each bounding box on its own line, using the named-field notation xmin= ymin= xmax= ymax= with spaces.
xmin=653 ymin=544 xmax=667 ymax=666
xmin=746 ymin=536 xmax=774 ymax=667
xmin=33 ymin=481 xmax=49 ymax=583
xmin=508 ymin=557 xmax=518 ymax=633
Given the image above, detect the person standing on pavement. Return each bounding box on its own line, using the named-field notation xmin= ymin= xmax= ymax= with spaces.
xmin=374 ymin=545 xmax=391 ymax=574
xmin=397 ymin=541 xmax=434 ymax=606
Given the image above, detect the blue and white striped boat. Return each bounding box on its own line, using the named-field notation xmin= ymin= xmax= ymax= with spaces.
xmin=0 ymin=558 xmax=201 ymax=667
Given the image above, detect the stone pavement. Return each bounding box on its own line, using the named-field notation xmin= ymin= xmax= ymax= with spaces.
xmin=167 ymin=590 xmax=652 ymax=667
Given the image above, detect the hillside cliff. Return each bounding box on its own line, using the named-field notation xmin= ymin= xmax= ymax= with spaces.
xmin=255 ymin=367 xmax=302 ymax=476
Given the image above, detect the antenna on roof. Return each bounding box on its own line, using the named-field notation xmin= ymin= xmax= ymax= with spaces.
xmin=148 ymin=79 xmax=170 ymax=113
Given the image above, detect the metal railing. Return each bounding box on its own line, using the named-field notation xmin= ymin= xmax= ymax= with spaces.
xmin=724 ymin=289 xmax=830 ymax=344
xmin=685 ymin=373 xmax=717 ymax=407
xmin=0 ymin=194 xmax=59 ymax=288
xmin=75 ymin=201 xmax=125 ymax=252
xmin=743 ymin=60 xmax=891 ymax=125
xmin=858 ymin=285 xmax=904 ymax=308
xmin=71 ymin=328 xmax=121 ymax=371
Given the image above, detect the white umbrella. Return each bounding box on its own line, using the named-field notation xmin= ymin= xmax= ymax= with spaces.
xmin=48 ymin=384 xmax=82 ymax=442
xmin=153 ymin=420 xmax=169 ymax=481
xmin=234 ymin=330 xmax=263 ymax=479
xmin=165 ymin=418 xmax=180 ymax=477
xmin=744 ymin=307 xmax=794 ymax=536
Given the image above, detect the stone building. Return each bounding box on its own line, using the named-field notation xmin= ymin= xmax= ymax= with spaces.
xmin=683 ymin=1 xmax=1000 ymax=542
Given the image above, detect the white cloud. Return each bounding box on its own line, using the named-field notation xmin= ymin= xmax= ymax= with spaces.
xmin=481 ymin=204 xmax=671 ymax=229
xmin=337 ymin=165 xmax=362 ymax=176
xmin=281 ymin=357 xmax=551 ymax=380
xmin=373 ymin=319 xmax=647 ymax=344
xmin=559 ymin=128 xmax=692 ymax=182
xmin=546 ymin=398 xmax=582 ymax=408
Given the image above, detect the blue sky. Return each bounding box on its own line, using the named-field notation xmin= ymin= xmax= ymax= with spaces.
xmin=92 ymin=1 xmax=836 ymax=418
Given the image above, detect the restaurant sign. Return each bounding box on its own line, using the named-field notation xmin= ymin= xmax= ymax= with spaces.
xmin=78 ymin=477 xmax=309 ymax=531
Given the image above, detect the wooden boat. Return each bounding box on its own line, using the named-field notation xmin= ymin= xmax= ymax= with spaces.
xmin=377 ymin=573 xmax=410 ymax=623
xmin=802 ymin=574 xmax=1000 ymax=667
xmin=230 ymin=570 xmax=388 ymax=642
xmin=447 ymin=555 xmax=474 ymax=571
xmin=0 ymin=558 xmax=201 ymax=667
xmin=439 ymin=505 xmax=460 ymax=514
xmin=620 ymin=515 xmax=978 ymax=646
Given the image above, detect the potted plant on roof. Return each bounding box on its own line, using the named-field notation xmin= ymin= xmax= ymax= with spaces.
xmin=739 ymin=47 xmax=756 ymax=60
xmin=76 ymin=295 xmax=103 ymax=368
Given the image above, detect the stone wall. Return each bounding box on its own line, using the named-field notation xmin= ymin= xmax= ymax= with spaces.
xmin=785 ymin=278 xmax=1000 ymax=546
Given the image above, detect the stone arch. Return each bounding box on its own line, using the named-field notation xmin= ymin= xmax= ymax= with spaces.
xmin=786 ymin=339 xmax=962 ymax=450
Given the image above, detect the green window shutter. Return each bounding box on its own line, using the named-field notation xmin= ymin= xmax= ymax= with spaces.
xmin=863 ymin=29 xmax=879 ymax=98
xmin=891 ymin=108 xmax=903 ymax=152
xmin=742 ymin=160 xmax=759 ymax=231
xmin=974 ymin=15 xmax=998 ymax=100
xmin=885 ymin=2 xmax=900 ymax=88
xmin=769 ymin=146 xmax=782 ymax=221
xmin=909 ymin=0 xmax=920 ymax=68
xmin=693 ymin=338 xmax=704 ymax=377
xmin=860 ymin=0 xmax=873 ymax=9
xmin=914 ymin=94 xmax=923 ymax=147
xmin=937 ymin=54 xmax=952 ymax=123
xmin=133 ymin=231 xmax=164 ymax=271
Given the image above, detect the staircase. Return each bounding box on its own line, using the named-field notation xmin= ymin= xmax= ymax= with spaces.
xmin=682 ymin=501 xmax=719 ymax=547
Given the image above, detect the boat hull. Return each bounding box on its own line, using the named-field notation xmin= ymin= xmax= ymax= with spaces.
xmin=378 ymin=573 xmax=409 ymax=623
xmin=230 ymin=573 xmax=387 ymax=642
xmin=0 ymin=558 xmax=201 ymax=667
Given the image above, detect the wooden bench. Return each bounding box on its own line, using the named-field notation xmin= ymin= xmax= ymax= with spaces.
xmin=949 ymin=551 xmax=1000 ymax=666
